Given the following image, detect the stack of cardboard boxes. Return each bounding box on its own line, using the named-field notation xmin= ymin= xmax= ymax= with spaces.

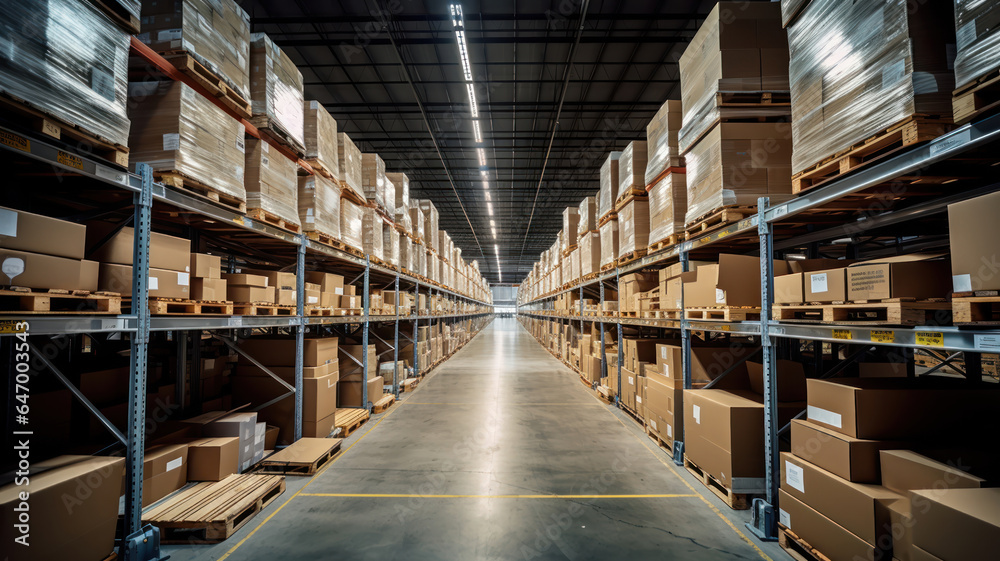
xmin=0 ymin=207 xmax=99 ymax=292
xmin=248 ymin=33 xmax=305 ymax=151
xmin=645 ymin=100 xmax=686 ymax=249
xmin=190 ymin=253 xmax=227 ymax=301
xmin=339 ymin=343 xmax=383 ymax=407
xmin=92 ymin=225 xmax=192 ymax=300
xmin=303 ymin=100 xmax=340 ymax=180
xmin=337 ymin=132 xmax=363 ymax=201
xmin=617 ymin=143 xmax=650 ymax=261
xmin=222 ymin=272 xmax=273 ymax=305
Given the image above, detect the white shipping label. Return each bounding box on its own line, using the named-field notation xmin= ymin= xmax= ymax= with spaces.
xmin=628 ymin=376 xmax=634 ymax=386
xmin=157 ymin=28 xmax=183 ymax=41
xmin=693 ymin=404 xmax=701 ymax=424
xmin=163 ymin=133 xmax=180 ymax=151
xmin=636 ymin=395 xmax=642 ymax=404
xmin=953 ymin=274 xmax=972 ymax=293
xmin=810 ymin=273 xmax=829 ymax=294
xmin=95 ymin=165 xmax=129 ymax=185
xmin=662 ymin=364 xmax=669 ymax=378
xmin=177 ymin=272 xmax=189 ymax=286
xmin=715 ymin=288 xmax=726 ymax=304
xmin=165 ymin=457 xmax=184 ymax=472
xmin=785 ymin=461 xmax=806 ymax=493
xmin=779 ymin=509 xmax=791 ymax=529
xmin=881 ymin=59 xmax=907 ymax=89
xmin=2 ymin=257 xmax=24 ymax=281
xmin=0 ymin=208 xmax=18 ymax=237
xmin=808 ymin=405 xmax=843 ymax=429
xmin=650 ymin=419 xmax=657 ymax=431
xmin=975 ymin=334 xmax=1000 ymax=351
xmin=335 ymin=287 xmax=344 ymax=295
xmin=661 ymin=346 xmax=667 ymax=359
xmin=148 ymin=276 xmax=159 ymax=290
xmin=957 ymin=20 xmax=978 ymax=51
xmin=308 ymin=296 xmax=319 ymax=304
xmin=666 ymin=424 xmax=672 ymax=438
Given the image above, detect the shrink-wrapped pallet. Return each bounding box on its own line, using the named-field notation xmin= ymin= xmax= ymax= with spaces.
xmin=408 ymin=199 xmax=425 ymax=241
xmin=618 ymin=199 xmax=649 ymax=259
xmin=249 ymin=33 xmax=304 ymax=148
xmin=128 ymin=81 xmax=244 ymax=200
xmin=340 ymin=198 xmax=364 ymax=252
xmin=953 ymin=0 xmax=1000 ymax=89
xmin=647 ymin=171 xmax=687 ymax=248
xmin=580 ymin=231 xmax=602 ymax=277
xmin=600 ymin=220 xmax=619 ymax=268
xmin=138 ymin=0 xmax=250 ymax=99
xmin=361 ymin=153 xmax=386 ymax=211
xmin=338 ymin=132 xmax=362 ymax=200
xmin=245 ymin=137 xmax=299 ymax=227
xmin=618 ymin=141 xmax=648 ymax=196
xmin=298 ymin=174 xmax=341 ymax=240
xmin=362 ymin=207 xmax=383 ymax=261
xmin=303 ymin=101 xmax=339 ymax=180
xmin=400 ymin=235 xmax=413 ymax=271
xmin=597 ymin=152 xmax=622 ymax=219
xmin=645 ymin=100 xmax=684 ymax=185
xmin=1 ymin=0 xmax=131 ymax=147
xmin=562 ymin=207 xmax=580 ymax=250
xmin=578 ymin=196 xmax=598 ymax=236
xmin=785 ymin=0 xmax=955 ymax=174
xmin=387 ymin=172 xmax=412 ymax=232
xmin=384 ymin=224 xmax=400 ymax=268
xmin=569 ymin=247 xmax=581 ymax=284
xmin=419 ymin=200 xmax=440 ymax=252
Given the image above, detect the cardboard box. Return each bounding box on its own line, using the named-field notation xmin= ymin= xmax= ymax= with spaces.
xmin=682 ymin=254 xmax=790 ymax=307
xmin=656 ymin=343 xmax=756 ymax=388
xmin=339 ymin=344 xmax=377 ymax=379
xmin=790 ymin=419 xmax=902 ymax=484
xmin=190 ymin=253 xmax=222 ymax=279
xmin=192 ymin=277 xmax=227 ymax=301
xmin=228 ymin=285 xmax=275 ymax=303
xmin=186 ymin=437 xmax=239 ymax=481
xmin=644 ymin=375 xmax=684 ymax=446
xmin=777 ymin=490 xmax=887 ymax=561
xmin=803 ymin=267 xmax=848 ymax=303
xmin=0 ymin=205 xmax=87 ymax=259
xmin=307 ymin=272 xmax=345 ymax=294
xmin=99 ymin=263 xmax=189 ymax=298
xmin=774 ymin=272 xmax=803 ymax=304
xmin=0 ymin=455 xmax=125 ymax=561
xmin=253 ymin=422 xmax=266 ymax=464
xmin=87 ymin=224 xmax=191 ymax=272
xmin=847 ymin=255 xmax=951 ymax=301
xmin=192 ymin=411 xmax=258 ymax=472
xmin=239 ymin=337 xmax=339 ymax=367
xmin=233 ymin=370 xmax=338 ymax=422
xmin=276 ymin=288 xmax=296 ymax=306
xmin=264 ymin=425 xmax=280 ymax=449
xmin=879 ymin=450 xmax=984 ymax=494
xmin=222 ymin=273 xmax=269 ymax=287
xmin=949 ymin=191 xmax=1000 ymax=291
xmin=0 ymin=249 xmax=99 ymax=291
xmin=143 ymin=444 xmax=189 ymax=506
xmin=780 ymin=451 xmax=901 ymax=545
xmin=911 ymin=488 xmax=1000 ymax=561
xmin=338 ymin=375 xmax=383 ymax=407
xmin=245 ymin=268 xmax=296 ymax=289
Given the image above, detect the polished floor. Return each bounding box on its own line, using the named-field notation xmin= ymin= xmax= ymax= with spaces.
xmin=165 ymin=317 xmax=782 ymax=561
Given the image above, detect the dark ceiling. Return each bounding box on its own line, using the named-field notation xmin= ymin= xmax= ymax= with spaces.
xmin=241 ymin=0 xmax=717 ymax=284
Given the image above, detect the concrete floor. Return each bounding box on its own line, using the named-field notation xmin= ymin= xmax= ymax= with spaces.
xmin=165 ymin=317 xmax=785 ymax=561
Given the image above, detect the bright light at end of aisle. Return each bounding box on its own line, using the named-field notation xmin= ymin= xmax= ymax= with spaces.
xmin=487 ymin=202 xmax=493 ymax=216
xmin=485 ymin=191 xmax=491 ymax=201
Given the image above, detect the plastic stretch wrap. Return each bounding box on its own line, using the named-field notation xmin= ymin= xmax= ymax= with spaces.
xmin=645 ymin=100 xmax=684 ymax=185
xmin=249 ymin=33 xmax=304 ymax=147
xmin=413 ymin=246 xmax=425 ymax=277
xmin=361 ymin=207 xmax=384 ymax=261
xmin=298 ymin=174 xmax=341 ymax=240
xmin=618 ymin=141 xmax=648 ymax=194
xmin=618 ymin=199 xmax=649 ymax=258
xmin=562 ymin=207 xmax=580 ymax=249
xmin=677 ymin=2 xmax=788 ymax=153
xmin=419 ymin=200 xmax=439 ymax=251
xmin=408 ymin=199 xmax=425 ymax=240
xmin=383 ymin=223 xmax=399 ymax=268
xmin=339 ymin=198 xmax=364 ymax=251
xmin=578 ymin=196 xmax=597 ymax=236
xmin=246 ymin=137 xmax=299 ymax=226
xmin=383 ymin=177 xmax=396 ymax=217
xmin=600 ymin=220 xmax=619 ymax=268
xmin=786 ymin=0 xmax=955 ymax=174
xmin=647 ymin=171 xmax=687 ymax=246
xmin=684 ymin=123 xmax=792 ymax=224
xmin=394 ymin=208 xmax=412 ymax=235
xmin=569 ymin=248 xmax=581 ymax=283
xmin=138 ymin=0 xmax=250 ymax=98
xmin=128 ymin=81 xmax=244 ymax=199
xmin=0 ymin=0 xmax=131 ymax=147
xmin=780 ymin=0 xmax=810 ymax=27
xmin=360 ymin=153 xmax=386 ymax=209
xmin=303 ymin=100 xmax=339 ymax=180
xmin=400 ymin=235 xmax=413 ymax=271
xmin=598 ymin=152 xmax=622 ymax=218
xmin=580 ymin=231 xmax=601 ymax=277
xmin=561 ymin=256 xmax=570 ymax=285
xmin=338 ymin=132 xmax=362 ymax=199
xmin=386 ymin=172 xmax=410 ymax=210
xmin=954 ymin=0 xmax=1000 ymax=88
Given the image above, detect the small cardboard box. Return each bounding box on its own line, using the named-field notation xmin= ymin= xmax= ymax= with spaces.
xmin=682 ymin=254 xmax=790 ymax=307
xmin=228 ymin=285 xmax=275 ymax=303
xmin=774 ymin=272 xmax=803 ymax=304
xmin=191 ymin=253 xmax=222 ymax=279
xmin=99 ymin=263 xmax=189 ymax=298
xmin=192 ymin=278 xmax=227 ymax=301
xmin=192 ymin=412 xmax=258 ymax=472
xmin=186 ymin=437 xmax=239 ymax=481
xmin=804 ymin=268 xmax=848 ymax=303
xmin=276 ymin=288 xmax=296 ymax=306
xmin=306 ymin=271 xmax=345 ymax=294
xmin=0 ymin=249 xmax=99 ymax=291
xmin=846 ymin=254 xmax=951 ymax=301
xmin=240 ymin=337 xmax=339 ymax=367
xmin=222 ymin=273 xmax=269 ymax=287
xmin=245 ymin=269 xmax=296 ymax=289
xmin=0 ymin=205 xmax=87 ymax=259
xmin=142 ymin=443 xmax=189 ymax=506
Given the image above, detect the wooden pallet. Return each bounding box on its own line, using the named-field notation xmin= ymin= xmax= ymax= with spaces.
xmin=371 ymin=393 xmax=396 ymax=414
xmin=143 ymin=474 xmax=285 ymax=543
xmin=304 ymin=229 xmax=343 ymax=247
xmin=161 ymin=53 xmax=252 ymax=119
xmin=778 ymin=528 xmax=833 ymax=561
xmin=791 ymin=115 xmax=953 ymax=194
xmin=0 ymin=288 xmax=121 ymax=314
xmin=596 ymin=385 xmax=613 ymax=403
xmin=614 ymin=189 xmax=647 ymax=212
xmin=246 ymin=207 xmax=301 ymax=233
xmin=156 ymin=171 xmax=247 ymax=213
xmin=684 ymin=455 xmax=754 ymax=510
xmin=248 ymin=115 xmax=306 ymax=157
xmin=335 ymin=408 xmax=370 ymax=437
xmin=645 ymin=423 xmax=673 ymax=455
xmin=93 ymin=0 xmax=141 ymax=33
xmin=617 ymin=249 xmax=647 ymax=267
xmin=620 ymin=403 xmax=643 ymax=425
xmin=600 ymin=262 xmax=617 ymax=273
xmin=400 ymin=377 xmax=420 ymax=392
xmin=684 ymin=206 xmax=755 ymax=240
xmin=304 ymin=306 xmax=336 ymax=316
xmin=303 ymin=158 xmax=337 ymax=180
xmin=579 ymin=375 xmax=595 ymax=389
xmin=232 ymin=303 xmax=296 ymax=316
xmin=647 ymin=233 xmax=683 ymax=253
xmin=146 ymin=298 xmax=234 ymax=315
xmin=0 ymin=92 xmax=129 ymax=167
xmin=685 ymin=307 xmax=761 ymax=322
xmin=952 ymin=296 xmax=1000 ymax=325
xmin=773 ymin=301 xmax=952 ymax=326
xmin=954 ymin=67 xmax=1000 ymax=125
xmin=597 ymin=211 xmax=618 ymax=227
xmin=257 ymin=438 xmax=342 ymax=476
xmin=640 ymin=309 xmax=682 ymax=320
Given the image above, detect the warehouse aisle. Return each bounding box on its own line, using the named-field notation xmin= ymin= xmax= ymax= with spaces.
xmin=168 ymin=318 xmax=777 ymax=561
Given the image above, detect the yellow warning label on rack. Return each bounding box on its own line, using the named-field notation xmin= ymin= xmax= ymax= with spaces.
xmin=1 ymin=130 xmax=30 ymax=152
xmin=871 ymin=330 xmax=895 ymax=343
xmin=915 ymin=332 xmax=944 ymax=347
xmin=833 ymin=329 xmax=852 ymax=340
xmin=0 ymin=320 xmax=28 ymax=334
xmin=57 ymin=151 xmax=83 ymax=170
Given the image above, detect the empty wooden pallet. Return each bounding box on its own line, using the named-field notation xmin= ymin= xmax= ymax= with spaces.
xmin=335 ymin=408 xmax=370 ymax=437
xmin=258 ymin=438 xmax=342 ymax=476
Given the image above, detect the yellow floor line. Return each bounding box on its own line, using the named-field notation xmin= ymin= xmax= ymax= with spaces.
xmin=299 ymin=493 xmax=698 ymax=499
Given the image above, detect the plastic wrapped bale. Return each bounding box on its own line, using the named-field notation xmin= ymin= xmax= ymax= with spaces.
xmin=562 ymin=207 xmax=580 ymax=250
xmin=249 ymin=33 xmax=304 ymax=149
xmin=400 ymin=235 xmax=413 ymax=271
xmin=128 ymin=81 xmax=245 ymax=201
xmin=383 ymin=175 xmax=396 ymax=218
xmin=0 ymin=0 xmax=131 ymax=148
xmin=645 ymin=100 xmax=684 ymax=185
xmin=303 ymin=100 xmax=339 ymax=180
xmin=360 ymin=153 xmax=386 ymax=210
xmin=387 ymin=172 xmax=411 ymax=232
xmin=578 ymin=196 xmax=598 ymax=237
xmin=647 ymin=171 xmax=687 ymax=248
xmin=419 ymin=200 xmax=440 ymax=252
xmin=413 ymin=245 xmax=425 ymax=277
xmin=786 ymin=0 xmax=955 ymax=175
xmin=138 ymin=0 xmax=251 ymax=99
xmin=598 ymin=152 xmax=622 ymax=219
xmin=245 ymin=137 xmax=298 ymax=227
xmin=580 ymin=230 xmax=601 ymax=277
xmin=569 ymin=247 xmax=581 ymax=284
xmin=339 ymin=198 xmax=364 ymax=251
xmin=600 ymin=220 xmax=619 ymax=268
xmin=298 ymin=173 xmax=341 ymax=240
xmin=618 ymin=198 xmax=649 ymax=259
xmin=408 ymin=199 xmax=425 ymax=241
xmin=954 ymin=0 xmax=1000 ymax=90
xmin=618 ymin=141 xmax=648 ymax=200
xmin=362 ymin=207 xmax=384 ymax=261
xmin=684 ymin=123 xmax=793 ymax=224
xmin=677 ymin=2 xmax=789 ymax=153
xmin=337 ymin=132 xmax=362 ymax=199
xmin=383 ymin=223 xmax=400 ymax=268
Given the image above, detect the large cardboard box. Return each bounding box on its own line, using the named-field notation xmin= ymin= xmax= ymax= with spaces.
xmin=775 ymin=272 xmax=804 ymax=304
xmin=233 ymin=370 xmax=338 ymax=422
xmin=0 ymin=206 xmax=86 ymax=259
xmin=790 ymin=419 xmax=903 ymax=484
xmin=682 ymin=254 xmax=790 ymax=307
xmin=618 ymin=198 xmax=650 ymax=258
xmin=143 ymin=444 xmax=189 ymax=506
xmin=656 ymin=344 xmax=754 ymax=387
xmin=239 ymin=337 xmax=339 ymax=367
xmin=846 ymin=255 xmax=951 ymax=301
xmin=99 ymin=263 xmax=189 ymax=298
xmin=598 ymin=152 xmax=622 ymax=218
xmin=191 ymin=253 xmax=222 ymax=279
xmin=228 ymin=285 xmax=275 ymax=304
xmin=948 ymin=191 xmax=1000 ymax=291
xmin=87 ymin=224 xmax=191 ymax=272
xmin=186 ymin=437 xmax=240 ymax=481
xmin=747 ymin=360 xmax=807 ymax=402
xmin=0 ymin=249 xmax=99 ymax=291
xmin=0 ymin=456 xmax=125 ymax=561
xmin=778 ymin=490 xmax=887 ymax=561
xmin=879 ymin=450 xmax=984 ymax=494
xmin=911 ymin=488 xmax=1000 ymax=561
xmin=644 ymin=374 xmax=684 ymax=446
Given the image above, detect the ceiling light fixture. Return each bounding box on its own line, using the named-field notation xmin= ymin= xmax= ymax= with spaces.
xmin=472 ymin=119 xmax=482 ymax=143
xmin=476 ymin=147 xmax=486 ymax=166
xmin=485 ymin=192 xmax=491 ymax=201
xmin=487 ymin=202 xmax=493 ymax=216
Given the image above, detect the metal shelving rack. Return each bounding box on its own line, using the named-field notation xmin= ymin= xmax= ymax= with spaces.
xmin=518 ymin=110 xmax=1000 ymax=540
xmin=0 ymin=48 xmax=492 ymax=555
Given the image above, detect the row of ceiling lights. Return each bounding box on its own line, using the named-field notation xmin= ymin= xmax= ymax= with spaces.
xmin=451 ymin=4 xmax=501 ymax=282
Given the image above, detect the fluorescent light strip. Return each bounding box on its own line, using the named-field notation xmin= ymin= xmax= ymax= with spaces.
xmin=487 ymin=202 xmax=493 ymax=215
xmin=455 ymin=30 xmax=472 ymax=81
xmin=472 ymin=120 xmax=482 ymax=143
xmin=484 ymin=191 xmax=491 ymax=201
xmin=482 ymin=180 xmax=489 ymax=190
xmin=466 ymin=83 xmax=478 ymax=117
xmin=476 ymin=147 xmax=486 ymax=166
